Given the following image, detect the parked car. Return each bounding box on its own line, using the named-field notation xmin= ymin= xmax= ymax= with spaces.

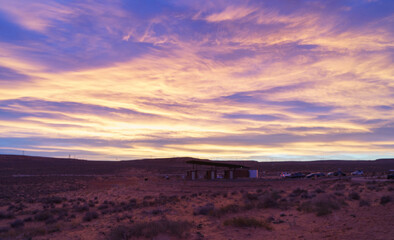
xmin=288 ymin=172 xmax=306 ymax=178
xmin=351 ymin=170 xmax=364 ymax=176
xmin=305 ymin=172 xmax=325 ymax=178
xmin=280 ymin=172 xmax=291 ymax=178
xmin=327 ymin=171 xmax=346 ymax=177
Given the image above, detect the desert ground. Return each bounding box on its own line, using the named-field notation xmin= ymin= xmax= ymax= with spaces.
xmin=0 ymin=155 xmax=393 ymax=240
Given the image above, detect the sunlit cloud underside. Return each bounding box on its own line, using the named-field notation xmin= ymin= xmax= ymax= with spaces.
xmin=0 ymin=0 xmax=393 ymax=161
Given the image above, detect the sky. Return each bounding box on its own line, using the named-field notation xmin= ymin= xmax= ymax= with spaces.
xmin=0 ymin=0 xmax=393 ymax=161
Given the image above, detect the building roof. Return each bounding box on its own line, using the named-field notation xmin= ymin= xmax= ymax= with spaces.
xmin=186 ymin=160 xmax=249 ymax=169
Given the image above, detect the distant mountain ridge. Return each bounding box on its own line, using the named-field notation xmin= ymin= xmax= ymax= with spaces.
xmin=0 ymin=154 xmax=393 ymax=176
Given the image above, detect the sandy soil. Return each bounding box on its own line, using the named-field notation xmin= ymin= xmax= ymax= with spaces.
xmin=0 ymin=156 xmax=393 ymax=240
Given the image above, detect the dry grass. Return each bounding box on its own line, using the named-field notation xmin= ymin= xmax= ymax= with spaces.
xmin=298 ymin=194 xmax=341 ymax=216
xmin=109 ymin=220 xmax=192 ymax=240
xmin=210 ymin=204 xmax=240 ymax=217
xmin=223 ymin=217 xmax=273 ymax=230
xmin=380 ymin=196 xmax=391 ymax=205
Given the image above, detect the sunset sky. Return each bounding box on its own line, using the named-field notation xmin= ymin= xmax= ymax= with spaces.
xmin=0 ymin=0 xmax=393 ymax=161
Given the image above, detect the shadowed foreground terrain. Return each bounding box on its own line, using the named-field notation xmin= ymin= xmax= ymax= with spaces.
xmin=0 ymin=155 xmax=393 ymax=240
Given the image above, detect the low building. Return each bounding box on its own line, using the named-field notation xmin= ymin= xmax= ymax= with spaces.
xmin=186 ymin=160 xmax=258 ymax=180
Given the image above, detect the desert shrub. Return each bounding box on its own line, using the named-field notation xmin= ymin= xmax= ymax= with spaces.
xmin=298 ymin=195 xmax=341 ymax=216
xmin=210 ymin=204 xmax=240 ymax=217
xmin=0 ymin=226 xmax=9 ymax=233
xmin=45 ymin=216 xmax=57 ymax=225
xmin=210 ymin=192 xmax=220 ymax=198
xmin=129 ymin=198 xmax=137 ymax=206
xmin=223 ymin=217 xmax=272 ymax=230
xmin=380 ymin=196 xmax=391 ymax=205
xmin=156 ymin=195 xmax=179 ymax=205
xmin=315 ymin=188 xmax=325 ymax=194
xmin=143 ymin=195 xmax=153 ymax=200
xmin=333 ymin=184 xmax=346 ymax=191
xmin=348 ymin=192 xmax=360 ymax=200
xmin=0 ymin=211 xmax=14 ymax=219
xmin=108 ymin=220 xmax=192 ymax=240
xmin=290 ymin=188 xmax=308 ymax=197
xmin=34 ymin=211 xmax=52 ymax=222
xmin=231 ymin=191 xmax=238 ymax=195
xmin=150 ymin=209 xmax=163 ymax=215
xmin=23 ymin=227 xmax=47 ymax=238
xmin=256 ymin=191 xmax=281 ymax=209
xmin=359 ymin=200 xmax=370 ymax=207
xmin=83 ymin=211 xmax=99 ymax=222
xmin=121 ymin=202 xmax=135 ymax=211
xmin=73 ymin=204 xmax=89 ymax=212
xmin=334 ymin=191 xmax=344 ymax=196
xmin=244 ymin=192 xmax=259 ymax=201
xmin=47 ymin=224 xmax=61 ymax=233
xmin=10 ymin=219 xmax=24 ymax=228
xmin=41 ymin=196 xmax=64 ymax=204
xmin=88 ymin=200 xmax=95 ymax=207
xmin=109 ymin=225 xmax=129 ymax=240
xmin=8 ymin=203 xmax=26 ymax=212
xmin=98 ymin=204 xmax=109 ymax=210
xmin=193 ymin=203 xmax=214 ymax=215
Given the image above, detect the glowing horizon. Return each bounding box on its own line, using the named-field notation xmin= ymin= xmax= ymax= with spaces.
xmin=0 ymin=0 xmax=393 ymax=161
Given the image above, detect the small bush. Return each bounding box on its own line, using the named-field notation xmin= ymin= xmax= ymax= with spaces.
xmin=0 ymin=211 xmax=14 ymax=219
xmin=10 ymin=219 xmax=24 ymax=228
xmin=223 ymin=217 xmax=272 ymax=230
xmin=193 ymin=203 xmax=214 ymax=215
xmin=244 ymin=193 xmax=259 ymax=201
xmin=73 ymin=204 xmax=89 ymax=212
xmin=290 ymin=188 xmax=308 ymax=197
xmin=98 ymin=204 xmax=109 ymax=210
xmin=210 ymin=204 xmax=240 ymax=217
xmin=334 ymin=191 xmax=344 ymax=196
xmin=129 ymin=198 xmax=137 ymax=206
xmin=256 ymin=192 xmax=281 ymax=209
xmin=45 ymin=216 xmax=57 ymax=225
xmin=34 ymin=211 xmax=52 ymax=222
xmin=333 ymin=184 xmax=346 ymax=191
xmin=348 ymin=192 xmax=360 ymax=200
xmin=315 ymin=188 xmax=325 ymax=194
xmin=359 ymin=200 xmax=370 ymax=207
xmin=380 ymin=196 xmax=391 ymax=205
xmin=41 ymin=196 xmax=64 ymax=204
xmin=298 ymin=195 xmax=341 ymax=216
xmin=143 ymin=195 xmax=153 ymax=200
xmin=109 ymin=220 xmax=192 ymax=239
xmin=83 ymin=211 xmax=99 ymax=222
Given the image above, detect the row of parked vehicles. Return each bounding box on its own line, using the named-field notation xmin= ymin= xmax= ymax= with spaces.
xmin=280 ymin=170 xmax=365 ymax=179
